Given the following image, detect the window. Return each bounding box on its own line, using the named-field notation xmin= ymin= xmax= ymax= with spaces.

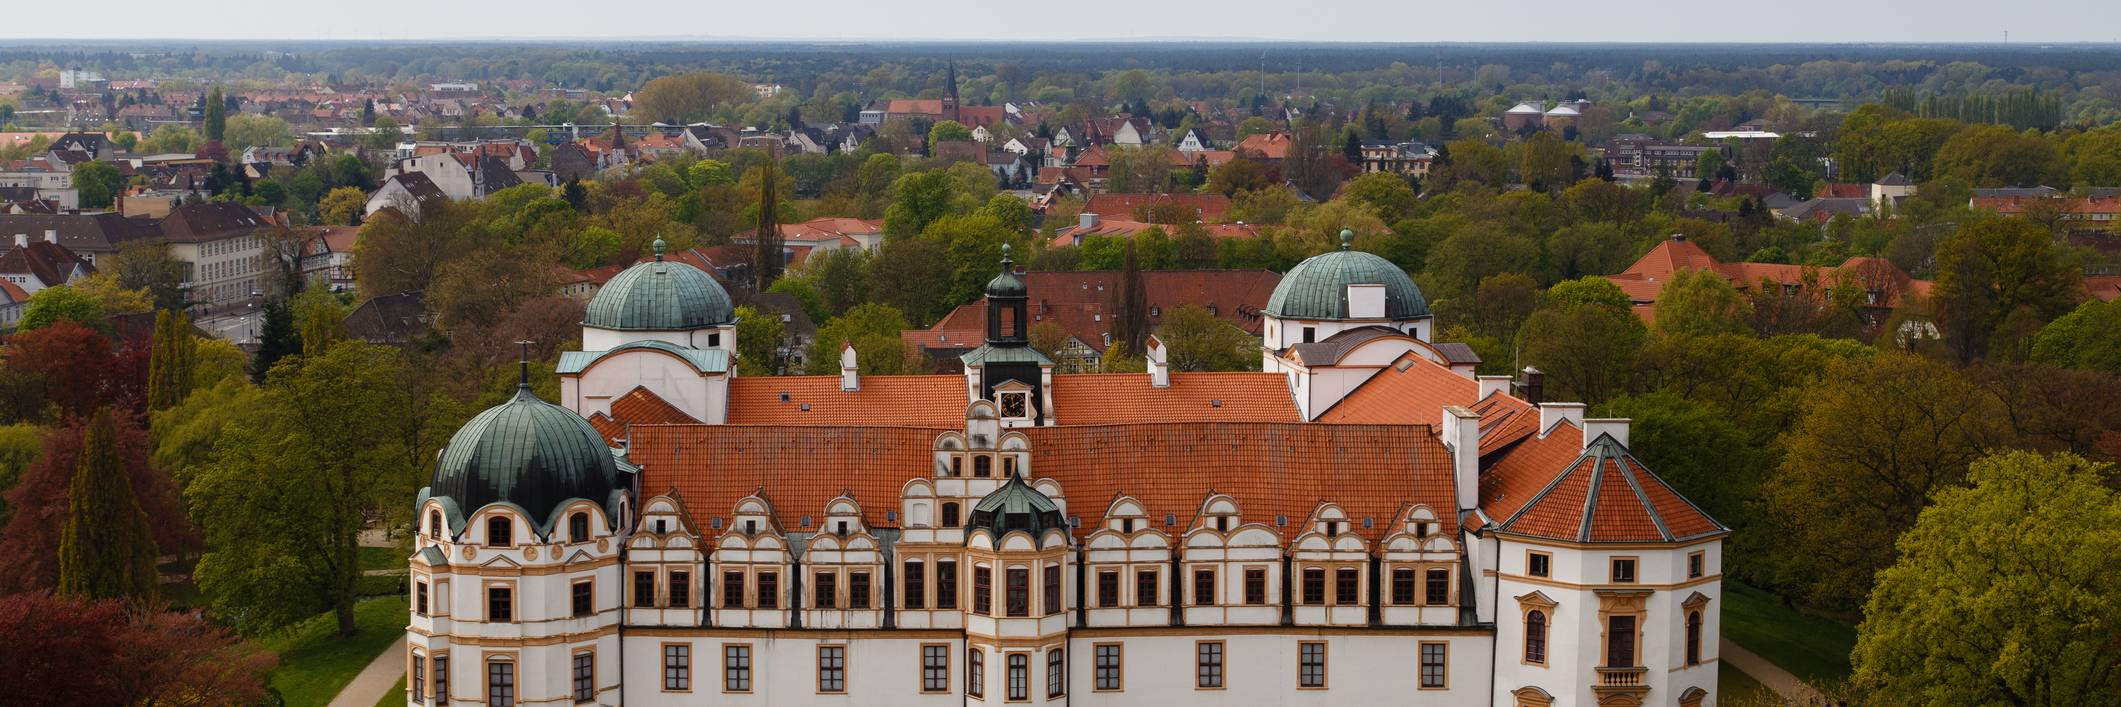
xmin=757 ymin=572 xmax=778 ymax=609
xmin=973 ymin=566 xmax=993 ymax=615
xmin=936 ymin=560 xmax=958 ymax=609
xmin=1302 ymin=326 xmax=1316 ymax=343
xmin=1528 ymin=551 xmax=1551 ymax=578
xmin=1192 ymin=567 xmax=1216 ymax=605
xmin=568 ymin=512 xmax=589 ymax=542
xmin=904 ymin=560 xmax=926 ymax=609
xmin=849 ymin=571 xmax=869 ymax=609
xmin=1525 ymin=610 xmax=1548 ymax=664
xmin=487 ymin=586 xmax=513 ymax=622
xmin=1607 ymin=616 xmax=1637 ymax=668
xmin=722 ymin=571 xmax=744 ymax=608
xmin=572 ymin=651 xmax=594 ymax=703
xmin=967 ymin=647 xmax=984 ymax=698
xmin=1298 ymin=641 xmax=1326 ymax=688
xmin=723 ymin=644 xmax=752 ymax=692
xmin=1098 ymin=570 xmax=1120 ymax=607
xmin=669 ymin=571 xmax=690 ymax=608
xmin=974 ymin=456 xmax=992 ymax=477
xmin=662 ymin=644 xmax=690 ymax=691
xmin=1196 ymin=641 xmax=1224 ymax=688
xmin=635 ymin=571 xmax=656 ymax=607
xmin=921 ymin=644 xmax=950 ymax=693
xmin=1686 ymin=611 xmax=1703 ymax=665
xmin=1688 ymin=551 xmax=1705 ymax=579
xmin=1303 ymin=568 xmax=1325 ymax=605
xmin=1006 ymin=653 xmax=1028 ymax=700
xmin=428 ymin=510 xmax=442 ymax=538
xmin=818 ymin=646 xmax=846 ymax=693
xmin=815 ymin=570 xmax=838 ymax=609
xmin=572 ymin=579 xmax=593 ymax=617
xmin=942 ymin=502 xmax=961 ymax=527
xmin=416 ymin=581 xmax=429 ymax=616
xmin=1093 ymin=643 xmax=1122 ymax=691
xmin=1335 ymin=567 xmax=1359 ymax=605
xmin=1392 ymin=567 xmax=1416 ymax=604
xmin=1244 ymin=567 xmax=1267 ymax=605
xmin=1611 ymin=558 xmax=1637 ymax=584
xmin=1136 ymin=568 xmax=1158 ymax=607
xmin=1005 ymin=567 xmax=1030 ymax=617
xmin=412 ymin=651 xmax=426 ymax=703
xmin=486 ymin=517 xmax=512 ymax=547
xmin=434 ymin=656 xmax=448 ymax=705
xmin=486 ymin=659 xmax=515 ymax=707
xmin=1046 ymin=649 xmax=1064 ymax=698
xmin=1419 ymin=642 xmax=1447 ymax=689
xmin=1043 ymin=564 xmax=1062 ymax=615
xmin=1426 ymin=568 xmax=1450 ymax=605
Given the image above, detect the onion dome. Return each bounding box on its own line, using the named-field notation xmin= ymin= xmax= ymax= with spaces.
xmin=582 ymin=237 xmax=734 ymax=330
xmin=985 ymin=243 xmax=1026 ymax=299
xmin=968 ymin=472 xmax=1064 ymax=537
xmin=427 ymin=381 xmax=620 ymax=532
xmin=1264 ymin=230 xmax=1429 ymax=320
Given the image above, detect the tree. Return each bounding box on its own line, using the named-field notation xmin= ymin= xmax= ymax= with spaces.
xmin=222 ymin=114 xmax=291 ymax=152
xmin=56 ymin=410 xmax=159 ymax=602
xmin=203 ymin=85 xmax=226 ymax=142
xmin=807 ymin=247 xmax=871 ymax=320
xmin=6 ymin=320 xmax=121 ymax=420
xmin=18 ymin=284 xmax=107 ymax=333
xmin=883 ymin=170 xmax=963 ymax=241
xmin=0 ymin=413 xmax=189 ymax=595
xmin=70 ymin=161 xmax=122 ymax=209
xmin=754 ymin=156 xmax=783 ymax=290
xmin=869 ymin=238 xmax=955 ymax=325
xmin=927 ymin=120 xmax=972 ymax=151
xmin=1340 ymin=172 xmax=1420 ymax=221
xmin=1931 ymin=217 xmax=2081 ymax=362
xmin=190 ymin=341 xmax=414 ymax=636
xmin=104 ymin=242 xmax=189 ymax=312
xmin=0 ymin=593 xmax=276 ymax=706
xmin=1158 ymin=305 xmax=1257 ymax=372
xmin=1515 ymin=279 xmax=1646 ymax=406
xmin=146 ymin=310 xmax=197 ymax=412
xmin=250 ymin=297 xmax=298 ymax=383
xmin=804 ymin=304 xmax=915 ymax=376
xmin=317 ymin=186 xmax=368 ymax=226
xmin=1652 ymin=269 xmax=1751 ymax=338
xmin=632 ymin=72 xmax=751 ymax=123
xmin=732 ymin=305 xmax=787 ymax=376
xmin=1852 ymin=451 xmax=2121 ymax=705
xmin=2029 ymin=298 xmax=2121 ymax=375
xmin=1109 ymin=242 xmax=1149 ymax=357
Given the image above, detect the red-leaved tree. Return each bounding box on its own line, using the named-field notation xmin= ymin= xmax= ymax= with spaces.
xmin=0 ymin=414 xmax=194 ymax=594
xmin=0 ymin=593 xmax=275 ymax=706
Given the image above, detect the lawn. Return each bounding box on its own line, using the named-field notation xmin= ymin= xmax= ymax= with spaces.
xmin=359 ymin=545 xmax=409 ymax=573
xmin=373 ymin=677 xmax=406 ymax=707
xmin=1720 ymin=661 xmax=1775 ymax=704
xmin=259 ymin=595 xmax=408 ymax=707
xmin=1721 ymin=582 xmax=1858 ymax=685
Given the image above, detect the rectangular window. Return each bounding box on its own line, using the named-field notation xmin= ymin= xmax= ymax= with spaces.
xmin=1391 ymin=567 xmax=1416 ymax=604
xmin=723 ymin=644 xmax=752 ymax=692
xmin=1335 ymin=567 xmax=1359 ymax=605
xmin=487 ymin=660 xmax=515 ymax=707
xmin=968 ymin=647 xmax=984 ymax=698
xmin=757 ymin=572 xmax=778 ymax=609
xmin=416 ymin=581 xmax=429 ymax=616
xmin=1608 ymin=616 xmax=1637 ymax=668
xmin=1047 ymin=649 xmax=1065 ymax=698
xmin=1192 ymin=567 xmax=1216 ymax=606
xmin=1611 ymin=558 xmax=1638 ymax=584
xmin=413 ymin=652 xmax=427 ymax=702
xmin=1528 ymin=551 xmax=1551 ymax=578
xmin=487 ymin=586 xmax=513 ymax=623
xmin=669 ymin=571 xmax=690 ymax=608
xmin=1098 ymin=569 xmax=1120 ymax=608
xmin=936 ymin=560 xmax=958 ymax=609
xmin=572 ymin=651 xmax=594 ymax=703
xmin=1298 ymin=641 xmax=1326 ymax=688
xmin=572 ymin=580 xmax=593 ymax=617
xmin=1419 ymin=642 xmax=1447 ymax=688
xmin=817 ymin=646 xmax=846 ymax=694
xmin=904 ymin=560 xmax=926 ymax=610
xmin=815 ymin=571 xmax=838 ymax=609
xmin=921 ymin=644 xmax=950 ymax=693
xmin=1135 ymin=568 xmax=1158 ymax=607
xmin=1244 ymin=567 xmax=1268 ymax=605
xmin=1007 ymin=652 xmax=1028 ymax=701
xmin=722 ymin=571 xmax=744 ymax=608
xmin=1006 ymin=567 xmax=1030 ymax=617
xmin=1425 ymin=567 xmax=1450 ymax=605
xmin=1303 ymin=567 xmax=1325 ymax=605
xmin=434 ymin=657 xmax=448 ymax=705
xmin=662 ymin=644 xmax=690 ymax=691
xmin=1093 ymin=643 xmax=1122 ymax=691
xmin=1196 ymin=641 xmax=1224 ymax=689
xmin=1043 ymin=564 xmax=1062 ymax=615
xmin=1688 ymin=551 xmax=1705 ymax=579
xmin=849 ymin=571 xmax=870 ymax=610
xmin=634 ymin=570 xmax=656 ymax=607
xmin=973 ymin=566 xmax=993 ymax=615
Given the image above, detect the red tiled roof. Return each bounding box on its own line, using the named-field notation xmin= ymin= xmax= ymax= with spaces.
xmin=1083 ymin=193 xmax=1231 ymax=224
xmin=587 ymin=386 xmax=703 ymax=444
xmin=1049 ymin=372 xmax=1299 ymax=425
xmin=2086 ymin=275 xmax=2121 ymax=302
xmin=1235 ymin=132 xmax=1292 ymax=160
xmin=910 ymin=270 xmax=1281 ymax=354
xmin=1817 ymin=183 xmax=1870 ymax=199
xmin=1480 ymin=423 xmax=1725 ymax=543
xmin=725 ymin=375 xmax=969 ymax=427
xmin=1611 ymin=236 xmax=1932 ymax=316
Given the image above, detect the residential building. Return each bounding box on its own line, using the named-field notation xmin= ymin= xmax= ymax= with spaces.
xmin=1606 ymin=234 xmax=1930 ymax=328
xmin=366 ymin=172 xmax=450 ymax=220
xmin=159 ymin=202 xmax=275 ymax=306
xmin=301 ymin=226 xmax=359 ymax=291
xmin=0 ymin=233 xmax=93 ymax=294
xmin=1608 ymin=143 xmax=1727 ymax=179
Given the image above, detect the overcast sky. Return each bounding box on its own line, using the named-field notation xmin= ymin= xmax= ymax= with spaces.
xmin=18 ymin=0 xmax=2121 ymax=43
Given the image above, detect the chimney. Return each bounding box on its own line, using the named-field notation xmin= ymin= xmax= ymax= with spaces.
xmin=1516 ymin=366 xmax=1545 ymax=404
xmin=1441 ymin=405 xmax=1480 ymax=511
xmin=1583 ymin=418 xmax=1631 ymax=449
xmin=1079 ymin=212 xmax=1100 ymax=230
xmin=44 ymin=229 xmax=58 ymax=244
xmin=1538 ymin=402 xmax=1586 ymax=438
xmin=838 ymin=341 xmax=859 ymax=392
xmin=11 ymin=234 xmax=25 ymax=248
xmin=1476 ymin=375 xmax=1512 ymax=401
xmin=1145 ymin=335 xmax=1169 ymax=388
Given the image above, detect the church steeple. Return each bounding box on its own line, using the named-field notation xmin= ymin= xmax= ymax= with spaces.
xmin=943 ymin=60 xmax=961 ymax=123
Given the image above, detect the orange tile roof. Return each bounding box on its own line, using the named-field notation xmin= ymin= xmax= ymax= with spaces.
xmin=1318 ymin=352 xmax=1535 ymax=448
xmin=1480 ymin=423 xmax=1725 ymax=543
xmin=1235 ymin=132 xmax=1292 ymax=160
xmin=1049 ymin=372 xmax=1299 ymax=425
xmin=726 ymin=375 xmax=970 ymax=427
xmin=1083 ymin=193 xmax=1232 ymax=224
xmin=587 ymin=386 xmax=702 ymax=444
xmin=2087 ymin=275 xmax=2121 ymax=302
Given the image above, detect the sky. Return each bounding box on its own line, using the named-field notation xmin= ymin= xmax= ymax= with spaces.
xmin=17 ymin=0 xmax=2121 ymax=44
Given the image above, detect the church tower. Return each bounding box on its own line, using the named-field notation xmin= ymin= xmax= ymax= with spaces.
xmin=960 ymin=246 xmax=1053 ymax=427
xmin=943 ymin=60 xmax=961 ymax=123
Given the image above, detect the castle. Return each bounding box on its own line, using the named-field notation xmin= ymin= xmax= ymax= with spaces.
xmin=405 ymin=234 xmax=1725 ymax=707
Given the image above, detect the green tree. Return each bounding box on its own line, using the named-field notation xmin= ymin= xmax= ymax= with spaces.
xmin=1339 ymin=172 xmax=1420 ymax=221
xmin=1515 ymin=279 xmax=1647 ymax=405
xmin=18 ymin=285 xmax=107 ymax=333
xmin=927 ymin=120 xmax=972 ymax=151
xmin=1852 ymin=451 xmax=2121 ymax=705
xmin=203 ymin=85 xmax=226 ymax=142
xmin=805 ymin=304 xmax=914 ymax=376
xmin=869 ymin=238 xmax=955 ymax=325
xmin=754 ymin=156 xmax=783 ymax=290
xmin=56 ymin=410 xmax=159 ymax=602
xmin=146 ymin=310 xmax=198 ymax=412
xmin=223 ymin=115 xmax=291 ymax=152
xmin=1931 ymin=217 xmax=2081 ymax=362
xmin=807 ymin=247 xmax=872 ymax=320
xmin=732 ymin=305 xmax=787 ymax=376
xmin=317 ymin=186 xmax=367 ymax=226
xmin=631 ymin=72 xmax=751 ymax=123
xmin=884 ymin=170 xmax=962 ymax=241
xmin=1109 ymin=241 xmax=1150 ymax=357
xmin=103 ymin=242 xmax=188 ymax=312
xmin=1157 ymin=305 xmax=1257 ymax=372
xmin=1653 ymin=269 xmax=1751 ymax=338
xmin=71 ymin=161 xmax=123 ymax=209
xmin=2029 ymin=299 xmax=2121 ymax=374
xmin=250 ymin=298 xmax=298 ymax=383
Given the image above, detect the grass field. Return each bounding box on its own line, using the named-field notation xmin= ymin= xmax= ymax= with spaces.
xmin=374 ymin=677 xmax=407 ymax=707
xmin=359 ymin=545 xmax=408 ymax=572
xmin=1721 ymin=582 xmax=1858 ymax=685
xmin=1720 ymin=660 xmax=1776 ymax=703
xmin=259 ymin=595 xmax=408 ymax=707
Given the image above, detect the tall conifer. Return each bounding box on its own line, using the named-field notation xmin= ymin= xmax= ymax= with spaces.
xmin=57 ymin=410 xmax=159 ymax=601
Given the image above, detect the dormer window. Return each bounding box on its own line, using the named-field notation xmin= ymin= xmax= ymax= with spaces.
xmin=487 ymin=516 xmax=512 ymax=547
xmin=568 ymin=512 xmax=589 ymax=542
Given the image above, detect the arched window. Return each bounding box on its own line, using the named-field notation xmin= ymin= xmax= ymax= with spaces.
xmin=1525 ymin=610 xmax=1547 ymax=664
xmin=487 ymin=516 xmax=513 ymax=548
xmin=568 ymin=512 xmax=590 ymax=543
xmin=428 ymin=510 xmax=443 ymax=538
xmin=1685 ymin=610 xmax=1703 ymax=666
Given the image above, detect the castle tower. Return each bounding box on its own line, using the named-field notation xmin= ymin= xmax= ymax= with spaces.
xmin=959 ymin=245 xmax=1053 ymax=427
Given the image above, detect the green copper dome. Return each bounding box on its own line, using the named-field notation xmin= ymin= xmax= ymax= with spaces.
xmin=1264 ymin=231 xmax=1428 ymax=320
xmin=582 ymin=252 xmax=734 ymax=331
xmin=428 ymin=386 xmax=619 ymax=531
xmin=969 ymin=472 xmax=1064 ymax=537
xmin=985 ymin=243 xmax=1026 ymax=299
